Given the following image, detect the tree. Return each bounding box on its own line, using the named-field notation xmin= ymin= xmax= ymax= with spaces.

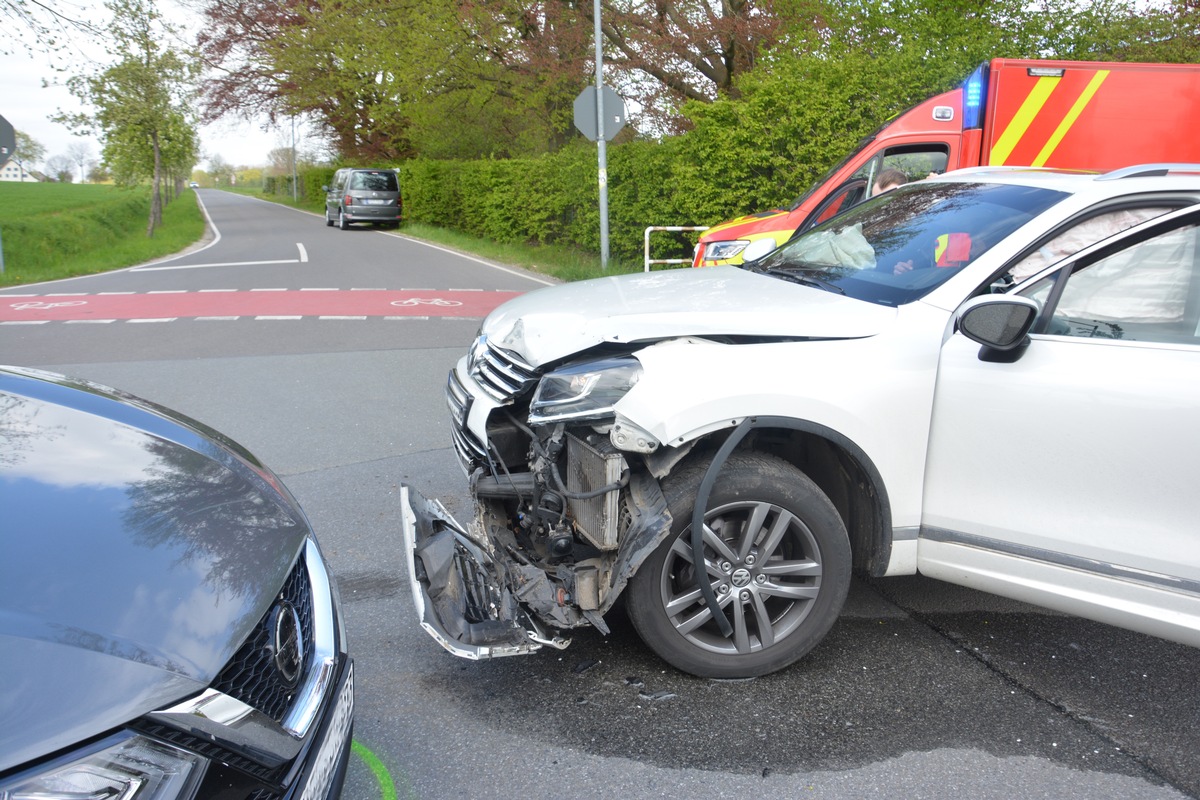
xmin=1 ymin=0 xmax=100 ymax=54
xmin=66 ymin=141 xmax=92 ymax=183
xmin=57 ymin=0 xmax=198 ymax=235
xmin=207 ymin=153 xmax=234 ymax=186
xmin=194 ymin=0 xmax=596 ymax=159
xmin=598 ymin=0 xmax=787 ymax=127
xmin=44 ymin=154 xmax=74 ymax=181
xmin=13 ymin=130 xmax=45 ymax=167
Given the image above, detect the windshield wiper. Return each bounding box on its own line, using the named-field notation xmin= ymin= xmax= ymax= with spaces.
xmin=762 ymin=267 xmax=846 ymax=295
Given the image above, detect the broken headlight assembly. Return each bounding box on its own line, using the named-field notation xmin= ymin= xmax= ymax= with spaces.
xmin=528 ymin=357 xmax=641 ymax=424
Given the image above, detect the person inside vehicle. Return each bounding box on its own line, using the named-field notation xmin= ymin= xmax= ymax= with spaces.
xmin=872 ymin=168 xmax=908 ymax=196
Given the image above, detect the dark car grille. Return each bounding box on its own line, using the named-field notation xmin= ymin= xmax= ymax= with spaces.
xmin=213 ymin=554 xmax=315 ymax=723
xmin=468 ymin=340 xmax=538 ymax=403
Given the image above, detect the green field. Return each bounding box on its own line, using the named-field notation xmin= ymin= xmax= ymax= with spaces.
xmin=0 ymin=183 xmax=207 ymax=287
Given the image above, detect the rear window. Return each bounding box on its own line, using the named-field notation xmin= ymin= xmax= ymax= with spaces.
xmin=349 ymin=171 xmax=398 ymax=191
xmin=749 ymin=181 xmax=1068 ymax=306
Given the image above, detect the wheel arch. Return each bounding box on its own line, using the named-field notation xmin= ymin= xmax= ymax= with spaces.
xmin=664 ymin=416 xmax=893 ymax=577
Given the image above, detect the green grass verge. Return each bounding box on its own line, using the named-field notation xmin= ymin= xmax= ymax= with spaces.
xmin=230 ymin=185 xmax=647 ymax=282
xmin=0 ymin=183 xmax=206 ymax=288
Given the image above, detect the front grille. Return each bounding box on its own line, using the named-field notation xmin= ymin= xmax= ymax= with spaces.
xmin=446 ymin=369 xmax=487 ymax=469
xmin=213 ymin=554 xmax=315 ymax=723
xmin=469 ymin=340 xmax=538 ymax=402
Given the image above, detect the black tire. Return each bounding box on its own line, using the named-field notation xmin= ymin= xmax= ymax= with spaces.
xmin=338 ymin=209 xmax=349 ymax=230
xmin=325 ymin=207 xmax=335 ymax=227
xmin=626 ymin=452 xmax=851 ymax=678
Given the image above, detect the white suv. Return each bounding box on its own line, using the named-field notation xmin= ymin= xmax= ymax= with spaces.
xmin=402 ymin=165 xmax=1200 ymax=678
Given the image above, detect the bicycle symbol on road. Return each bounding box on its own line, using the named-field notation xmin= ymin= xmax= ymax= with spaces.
xmin=389 ymin=298 xmax=463 ymax=307
xmin=10 ymin=300 xmax=88 ymax=310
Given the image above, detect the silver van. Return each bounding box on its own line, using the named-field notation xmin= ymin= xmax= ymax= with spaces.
xmin=323 ymin=168 xmax=402 ymax=230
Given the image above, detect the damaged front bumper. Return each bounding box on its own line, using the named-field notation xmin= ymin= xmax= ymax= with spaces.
xmin=401 ymin=485 xmax=570 ymax=660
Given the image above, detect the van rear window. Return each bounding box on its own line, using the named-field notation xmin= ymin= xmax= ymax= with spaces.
xmin=350 ymin=171 xmax=398 ymax=191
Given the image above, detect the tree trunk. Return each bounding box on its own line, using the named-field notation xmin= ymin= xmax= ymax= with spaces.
xmin=148 ymin=131 xmax=163 ymax=237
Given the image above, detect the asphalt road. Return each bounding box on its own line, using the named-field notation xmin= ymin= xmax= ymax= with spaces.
xmin=2 ymin=190 xmax=1196 ymax=799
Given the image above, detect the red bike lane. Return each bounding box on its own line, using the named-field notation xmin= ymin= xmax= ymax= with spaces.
xmin=0 ymin=289 xmax=523 ymax=322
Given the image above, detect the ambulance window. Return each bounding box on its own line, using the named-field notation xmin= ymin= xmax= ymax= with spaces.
xmin=807 ymin=180 xmax=869 ymax=229
xmin=852 ymin=145 xmax=951 ymax=189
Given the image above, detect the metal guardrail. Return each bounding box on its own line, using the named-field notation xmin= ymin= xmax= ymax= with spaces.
xmin=644 ymin=226 xmax=709 ymax=272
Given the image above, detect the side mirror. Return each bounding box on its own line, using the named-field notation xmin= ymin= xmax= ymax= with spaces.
xmin=741 ymin=238 xmax=778 ymax=263
xmin=321 ymin=185 xmax=330 ymax=192
xmin=956 ymin=295 xmax=1041 ymax=359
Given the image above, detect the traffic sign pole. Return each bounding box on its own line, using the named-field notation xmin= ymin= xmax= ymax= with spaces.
xmin=593 ymin=0 xmax=609 ymax=270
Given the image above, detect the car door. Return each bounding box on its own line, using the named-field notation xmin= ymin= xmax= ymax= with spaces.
xmin=917 ymin=206 xmax=1200 ymax=640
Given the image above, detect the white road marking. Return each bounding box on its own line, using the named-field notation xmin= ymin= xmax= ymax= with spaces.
xmin=297 ymin=243 xmax=309 ymax=262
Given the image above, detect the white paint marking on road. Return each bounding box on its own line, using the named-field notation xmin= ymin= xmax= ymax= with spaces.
xmin=351 ymin=288 xmax=386 ymax=291
xmin=128 ymin=318 xmax=177 ymax=323
xmin=133 ymin=258 xmax=301 ymax=272
xmin=384 ymin=232 xmax=556 ymax=287
xmin=129 ymin=193 xmax=223 ymax=270
xmin=98 ymin=292 xmax=135 ymax=295
xmin=148 ymin=290 xmax=187 ymax=294
xmin=255 ymin=316 xmax=303 ymax=320
xmin=384 ymin=316 xmax=429 ymax=321
xmin=200 ymin=289 xmax=237 ymax=293
xmin=297 ymin=243 xmax=309 ymax=262
xmin=1 ymin=320 xmax=50 ymax=325
xmin=64 ymin=319 xmax=115 ymax=324
xmin=319 ymin=316 xmax=367 ymax=320
xmin=45 ymin=292 xmax=88 ymax=296
xmin=251 ymin=288 xmax=288 ymax=292
xmin=300 ymin=288 xmax=338 ymax=292
xmin=196 ymin=316 xmax=241 ymax=321
xmin=0 ymin=293 xmax=37 ymax=297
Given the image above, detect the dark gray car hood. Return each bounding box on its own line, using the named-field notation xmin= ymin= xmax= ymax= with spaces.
xmin=0 ymin=366 xmax=312 ymax=771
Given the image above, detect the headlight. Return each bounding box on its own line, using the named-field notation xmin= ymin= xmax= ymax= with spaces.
xmin=529 ymin=358 xmax=641 ymax=423
xmin=0 ymin=734 xmax=206 ymax=800
xmin=702 ymin=240 xmax=750 ymax=261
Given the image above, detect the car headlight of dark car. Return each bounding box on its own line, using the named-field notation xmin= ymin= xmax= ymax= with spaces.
xmin=0 ymin=734 xmax=205 ymax=799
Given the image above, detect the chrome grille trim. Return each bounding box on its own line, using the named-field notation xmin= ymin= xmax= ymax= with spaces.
xmin=469 ymin=341 xmax=538 ymax=402
xmin=445 ymin=368 xmax=470 ymax=429
xmin=446 ymin=369 xmax=487 ymax=470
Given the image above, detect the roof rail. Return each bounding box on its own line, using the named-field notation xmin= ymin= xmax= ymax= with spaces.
xmin=1097 ymin=164 xmax=1200 ymax=181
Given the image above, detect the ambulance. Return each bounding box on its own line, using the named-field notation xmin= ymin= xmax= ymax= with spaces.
xmin=692 ymin=58 xmax=1200 ymax=266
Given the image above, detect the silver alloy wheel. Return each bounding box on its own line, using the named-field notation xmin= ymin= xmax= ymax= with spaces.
xmin=658 ymin=500 xmax=823 ymax=655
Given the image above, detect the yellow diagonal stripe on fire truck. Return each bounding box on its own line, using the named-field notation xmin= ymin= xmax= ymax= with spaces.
xmin=989 ymin=76 xmax=1061 ymax=166
xmin=1031 ymin=70 xmax=1110 ymax=166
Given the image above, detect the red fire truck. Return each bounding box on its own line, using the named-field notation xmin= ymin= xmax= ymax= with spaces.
xmin=693 ymin=58 xmax=1200 ymax=267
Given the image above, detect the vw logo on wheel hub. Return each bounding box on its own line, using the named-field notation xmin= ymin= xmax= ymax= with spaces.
xmin=731 ymin=568 xmax=753 ymax=588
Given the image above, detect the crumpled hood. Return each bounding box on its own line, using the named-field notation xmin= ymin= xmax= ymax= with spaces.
xmin=483 ymin=266 xmax=895 ymax=366
xmin=0 ymin=366 xmax=312 ymax=771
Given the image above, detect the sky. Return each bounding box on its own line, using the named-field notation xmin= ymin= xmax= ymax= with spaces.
xmin=0 ymin=1 xmax=297 ymax=172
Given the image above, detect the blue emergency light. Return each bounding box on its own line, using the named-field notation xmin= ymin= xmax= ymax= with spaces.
xmin=962 ymin=63 xmax=988 ymax=130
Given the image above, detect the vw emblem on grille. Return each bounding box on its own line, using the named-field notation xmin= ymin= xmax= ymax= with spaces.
xmin=268 ymin=601 xmax=304 ymax=688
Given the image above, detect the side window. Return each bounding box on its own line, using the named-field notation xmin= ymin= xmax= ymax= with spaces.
xmin=852 ymin=144 xmax=951 ymax=194
xmin=809 ymin=180 xmax=868 ymax=228
xmin=1022 ymin=223 xmax=1200 ymax=344
xmin=1007 ymin=207 xmax=1173 ymax=284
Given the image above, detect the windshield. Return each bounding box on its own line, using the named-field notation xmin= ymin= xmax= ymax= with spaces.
xmin=350 ymin=171 xmax=398 ymax=191
xmin=749 ymin=181 xmax=1068 ymax=306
